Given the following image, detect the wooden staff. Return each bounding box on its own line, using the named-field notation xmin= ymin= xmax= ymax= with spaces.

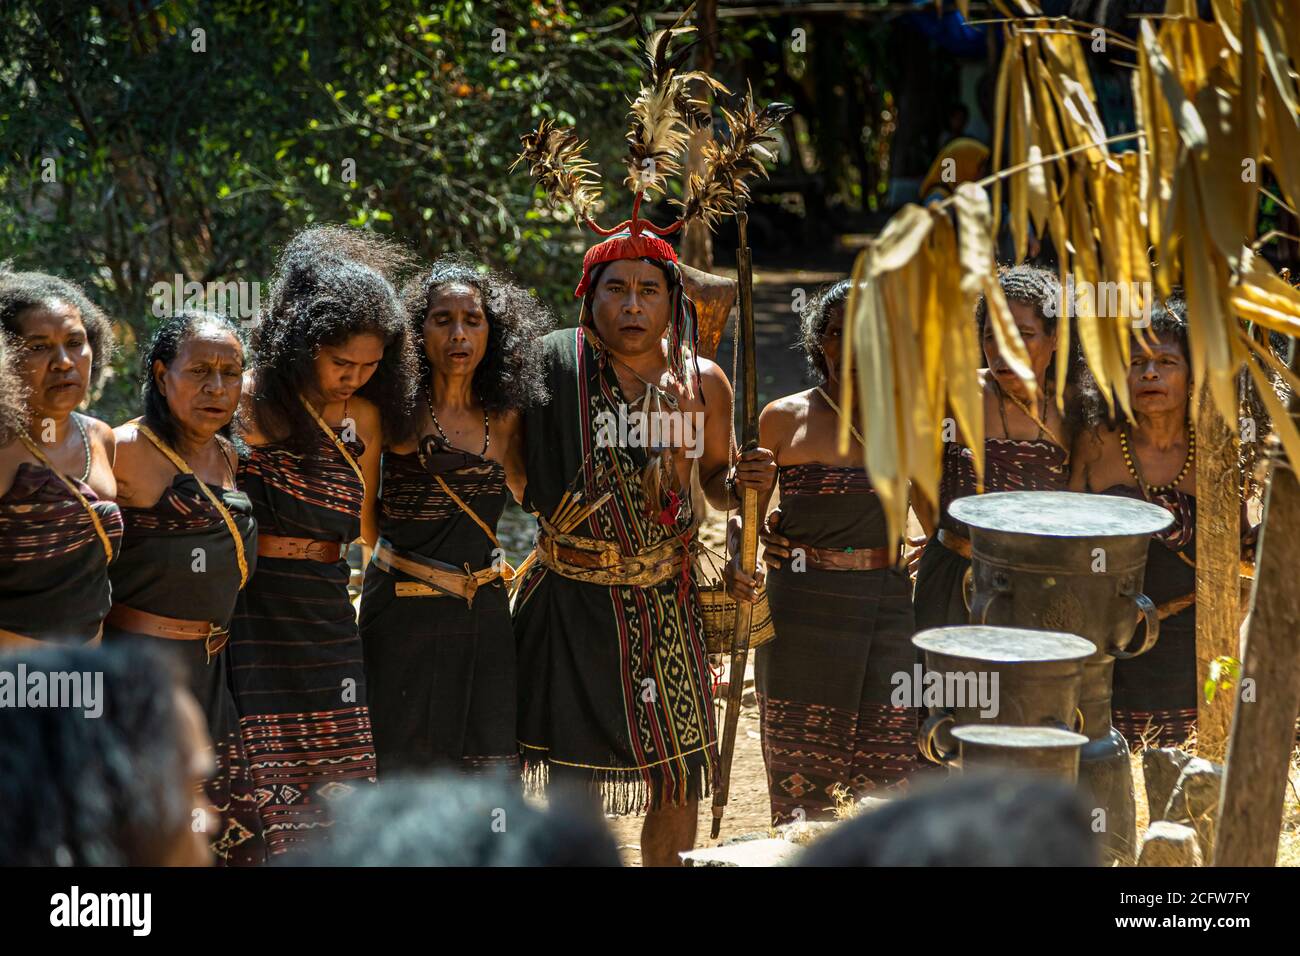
xmin=711 ymin=205 xmax=759 ymax=839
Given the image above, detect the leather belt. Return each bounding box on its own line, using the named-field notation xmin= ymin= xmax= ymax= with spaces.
xmin=0 ymin=624 xmax=103 ymax=650
xmin=535 ymin=522 xmax=694 ymax=587
xmin=785 ymin=541 xmax=895 ymax=571
xmin=373 ymin=540 xmax=503 ymax=609
xmin=105 ymin=605 xmax=229 ymax=661
xmin=258 ymin=533 xmax=343 ymax=563
xmin=937 ymin=528 xmax=972 ymax=559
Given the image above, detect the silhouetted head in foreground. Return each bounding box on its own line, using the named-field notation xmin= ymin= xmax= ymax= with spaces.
xmin=306 ymin=774 xmax=622 ymax=867
xmin=796 ymin=772 xmax=1100 ymax=867
xmin=0 ymin=644 xmax=217 ymax=866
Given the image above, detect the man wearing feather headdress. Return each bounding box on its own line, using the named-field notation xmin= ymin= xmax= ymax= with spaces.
xmin=510 ymin=21 xmax=785 ymax=864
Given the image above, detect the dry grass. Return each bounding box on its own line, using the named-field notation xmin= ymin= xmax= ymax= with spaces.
xmin=1128 ymin=725 xmax=1300 ymax=866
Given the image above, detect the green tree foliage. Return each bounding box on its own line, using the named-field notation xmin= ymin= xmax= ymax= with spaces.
xmin=0 ymin=0 xmax=642 ymax=421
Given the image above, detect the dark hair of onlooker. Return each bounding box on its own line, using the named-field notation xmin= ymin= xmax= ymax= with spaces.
xmin=0 ymin=644 xmax=192 ymax=866
xmin=304 ymin=774 xmax=622 ymax=867
xmin=795 ymin=772 xmax=1100 ymax=867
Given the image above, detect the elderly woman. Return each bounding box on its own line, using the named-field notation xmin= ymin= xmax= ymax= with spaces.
xmin=727 ymin=280 xmax=918 ymax=825
xmin=360 ymin=256 xmax=552 ymax=777
xmin=227 ymin=226 xmax=417 ymax=856
xmin=0 ymin=269 xmax=122 ymax=646
xmin=912 ymin=265 xmax=1077 ymax=630
xmin=107 ymin=309 xmax=265 ymax=865
xmin=1070 ymin=295 xmax=1259 ymax=748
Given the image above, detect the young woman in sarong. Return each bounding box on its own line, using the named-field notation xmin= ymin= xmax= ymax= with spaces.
xmin=360 ymin=257 xmax=552 ymax=776
xmin=1069 ymin=295 xmax=1260 ymax=748
xmin=911 ymin=265 xmax=1077 ymax=630
xmin=106 ymin=310 xmax=266 ymax=865
xmin=726 ymin=280 xmax=919 ymax=825
xmin=0 ymin=270 xmax=122 ymax=646
xmin=226 ymin=227 xmax=417 ymax=856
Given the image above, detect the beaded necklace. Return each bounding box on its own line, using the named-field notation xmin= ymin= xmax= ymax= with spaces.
xmin=1119 ymin=419 xmax=1195 ymax=495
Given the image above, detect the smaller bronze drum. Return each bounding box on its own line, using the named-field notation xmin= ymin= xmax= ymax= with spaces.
xmin=951 ymin=724 xmax=1089 ymax=783
xmin=911 ymin=625 xmax=1096 ymax=763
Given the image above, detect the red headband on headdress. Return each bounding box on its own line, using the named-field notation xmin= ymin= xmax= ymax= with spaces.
xmin=574 ymin=231 xmax=678 ymax=298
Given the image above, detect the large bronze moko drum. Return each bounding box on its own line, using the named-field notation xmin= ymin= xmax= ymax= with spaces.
xmin=949 ymin=490 xmax=1173 ymax=865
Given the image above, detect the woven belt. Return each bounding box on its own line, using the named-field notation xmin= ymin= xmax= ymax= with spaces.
xmin=937 ymin=528 xmax=972 ymax=559
xmin=373 ymin=540 xmax=502 ymax=608
xmin=785 ymin=541 xmax=895 ymax=571
xmin=105 ymin=605 xmax=228 ymax=661
xmin=258 ymin=534 xmax=343 ymax=563
xmin=535 ymin=522 xmax=694 ymax=587
xmin=0 ymin=624 xmax=103 ymax=650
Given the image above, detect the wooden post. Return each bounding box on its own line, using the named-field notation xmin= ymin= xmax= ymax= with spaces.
xmin=1214 ymin=450 xmax=1300 ymax=865
xmin=1194 ymin=391 xmax=1239 ymax=762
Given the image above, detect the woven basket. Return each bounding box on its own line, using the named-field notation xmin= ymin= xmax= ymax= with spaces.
xmin=698 ymin=582 xmax=776 ymax=656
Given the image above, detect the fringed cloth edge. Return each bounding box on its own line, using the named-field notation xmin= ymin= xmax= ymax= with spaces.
xmin=521 ymin=745 xmax=713 ymax=817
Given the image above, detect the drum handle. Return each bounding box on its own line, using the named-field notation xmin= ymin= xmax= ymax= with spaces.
xmin=968 ymin=571 xmax=1011 ymax=625
xmin=918 ymin=711 xmax=957 ymax=764
xmin=1113 ymin=592 xmax=1160 ymax=660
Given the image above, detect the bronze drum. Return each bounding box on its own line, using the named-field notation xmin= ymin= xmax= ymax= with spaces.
xmin=951 ymin=724 xmax=1089 ymax=783
xmin=911 ymin=625 xmax=1095 ymax=763
xmin=949 ymin=490 xmax=1173 ymax=865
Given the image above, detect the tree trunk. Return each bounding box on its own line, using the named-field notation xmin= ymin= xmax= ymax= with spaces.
xmin=1214 ymin=452 xmax=1300 ymax=866
xmin=1194 ymin=391 xmax=1239 ymax=762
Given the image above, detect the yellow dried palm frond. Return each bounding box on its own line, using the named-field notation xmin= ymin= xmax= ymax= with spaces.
xmin=836 ymin=0 xmax=1300 ymax=543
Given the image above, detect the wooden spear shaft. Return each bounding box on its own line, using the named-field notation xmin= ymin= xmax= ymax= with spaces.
xmin=711 ymin=207 xmax=759 ymax=839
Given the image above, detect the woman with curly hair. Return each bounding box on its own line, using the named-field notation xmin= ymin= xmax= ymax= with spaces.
xmin=360 ymin=255 xmax=553 ymax=776
xmin=912 ymin=264 xmax=1079 ymax=630
xmin=1070 ymin=295 xmax=1261 ymax=748
xmin=227 ymin=225 xmax=417 ymax=856
xmin=0 ymin=268 xmax=122 ymax=646
xmin=725 ymin=279 xmax=919 ymax=825
xmin=106 ymin=309 xmax=266 ymax=865
xmin=0 ymin=328 xmax=25 ymax=447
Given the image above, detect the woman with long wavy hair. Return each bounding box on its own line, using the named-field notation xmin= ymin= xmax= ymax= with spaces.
xmin=360 ymin=255 xmax=552 ymax=777
xmin=227 ymin=226 xmax=417 ymax=856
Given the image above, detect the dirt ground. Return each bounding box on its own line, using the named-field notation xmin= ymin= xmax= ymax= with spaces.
xmin=475 ymin=262 xmax=1300 ymax=866
xmin=607 ymin=682 xmax=770 ymax=867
